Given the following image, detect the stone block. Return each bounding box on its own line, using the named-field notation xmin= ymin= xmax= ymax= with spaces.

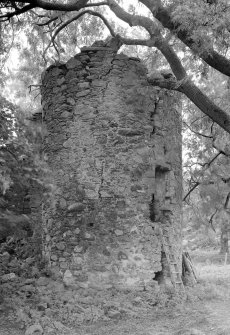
xmin=56 ymin=242 xmax=66 ymax=251
xmin=57 ymin=77 xmax=65 ymax=86
xmin=66 ymin=57 xmax=82 ymax=69
xmin=59 ymin=198 xmax=67 ymax=209
xmin=78 ymin=82 xmax=90 ymax=89
xmin=60 ymin=111 xmax=72 ymax=118
xmin=50 ymin=67 xmax=63 ymax=77
xmin=75 ymin=89 xmax=90 ymax=98
xmin=60 ymin=262 xmax=68 ymax=269
xmin=67 ymin=97 xmax=75 ymax=105
xmin=72 ymin=244 xmax=83 ymax=253
xmin=67 ymin=202 xmax=86 ymax=212
xmin=63 ymin=269 xmax=75 ymax=286
xmin=114 ymin=229 xmax=123 ymax=236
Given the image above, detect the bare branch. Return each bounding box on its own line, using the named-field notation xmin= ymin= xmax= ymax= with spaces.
xmin=183 ymin=121 xmax=213 ymax=139
xmin=183 ymin=152 xmax=221 ymax=202
xmin=43 ymin=9 xmax=116 ymax=59
xmin=202 ymin=152 xmax=222 ymax=168
xmin=28 ymin=84 xmax=41 ymax=93
xmin=183 ymin=182 xmax=200 ymax=202
xmin=224 ymin=192 xmax=230 ymax=209
xmin=0 ymin=146 xmax=18 ymax=163
xmin=190 ymin=115 xmax=208 ymax=126
xmin=212 ymin=140 xmax=230 ymax=157
xmin=209 ymin=209 xmax=218 ymax=232
xmin=36 ymin=15 xmax=59 ymax=27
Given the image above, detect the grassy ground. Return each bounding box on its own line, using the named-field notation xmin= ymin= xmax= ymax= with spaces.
xmin=191 ymin=249 xmax=230 ymax=297
xmin=190 ymin=249 xmax=230 ymax=335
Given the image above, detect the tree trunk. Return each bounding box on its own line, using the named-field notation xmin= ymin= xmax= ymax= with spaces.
xmin=220 ymin=229 xmax=229 ymax=254
xmin=219 ymin=209 xmax=229 ymax=254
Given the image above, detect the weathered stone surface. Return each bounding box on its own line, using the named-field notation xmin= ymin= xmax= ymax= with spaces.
xmin=60 ymin=111 xmax=72 ymax=118
xmin=114 ymin=229 xmax=124 ymax=236
xmin=74 ymin=246 xmax=83 ymax=253
xmin=78 ymin=82 xmax=90 ymax=89
xmin=40 ymin=40 xmax=182 ymax=293
xmin=36 ymin=277 xmax=50 ymax=286
xmin=1 ymin=272 xmax=17 ymax=282
xmin=56 ymin=242 xmax=66 ymax=251
xmin=59 ymin=198 xmax=67 ymax=209
xmin=63 ymin=269 xmax=75 ymax=287
xmin=118 ymin=128 xmax=143 ymax=136
xmin=75 ymin=89 xmax=90 ymax=98
xmin=25 ymin=324 xmax=43 ymax=335
xmin=67 ymin=97 xmax=75 ymax=105
xmin=66 ymin=57 xmax=82 ymax=69
xmin=67 ymin=202 xmax=86 ymax=212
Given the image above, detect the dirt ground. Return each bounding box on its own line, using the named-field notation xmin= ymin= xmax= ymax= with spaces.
xmin=1 ymin=259 xmax=230 ymax=335
xmin=76 ymin=300 xmax=230 ymax=335
xmin=1 ymin=298 xmax=230 ymax=335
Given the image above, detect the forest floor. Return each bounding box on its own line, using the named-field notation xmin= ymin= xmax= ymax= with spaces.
xmin=1 ymin=249 xmax=230 ymax=335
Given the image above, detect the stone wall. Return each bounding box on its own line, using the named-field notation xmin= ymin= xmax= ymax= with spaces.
xmin=40 ymin=40 xmax=182 ymax=291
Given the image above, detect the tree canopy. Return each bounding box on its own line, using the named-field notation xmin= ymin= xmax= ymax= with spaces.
xmin=1 ymin=0 xmax=230 ymax=133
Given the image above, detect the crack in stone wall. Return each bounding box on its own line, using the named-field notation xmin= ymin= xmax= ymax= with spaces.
xmin=40 ymin=40 xmax=182 ymax=292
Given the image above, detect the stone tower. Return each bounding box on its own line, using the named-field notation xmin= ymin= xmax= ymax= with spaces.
xmin=40 ymin=38 xmax=182 ymax=291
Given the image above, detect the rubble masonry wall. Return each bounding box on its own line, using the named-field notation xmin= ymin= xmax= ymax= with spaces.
xmin=40 ymin=43 xmax=182 ymax=291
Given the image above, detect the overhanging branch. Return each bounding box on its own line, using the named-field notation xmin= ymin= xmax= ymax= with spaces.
xmin=0 ymin=3 xmax=35 ymax=21
xmin=107 ymin=0 xmax=160 ymax=36
xmin=43 ymin=10 xmax=116 ymax=58
xmin=139 ymin=0 xmax=230 ymax=77
xmin=0 ymin=0 xmax=90 ymax=20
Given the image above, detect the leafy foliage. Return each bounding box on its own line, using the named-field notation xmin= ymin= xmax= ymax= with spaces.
xmin=0 ymin=94 xmax=45 ymax=241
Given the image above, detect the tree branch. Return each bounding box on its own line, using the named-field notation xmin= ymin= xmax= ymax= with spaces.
xmin=0 ymin=146 xmax=19 ymax=164
xmin=209 ymin=209 xmax=218 ymax=232
xmin=139 ymin=0 xmax=230 ymax=77
xmin=145 ymin=39 xmax=230 ymax=134
xmin=183 ymin=121 xmax=213 ymax=139
xmin=183 ymin=182 xmax=200 ymax=202
xmin=147 ymin=75 xmax=183 ymax=90
xmin=212 ymin=138 xmax=230 ymax=157
xmin=2 ymin=0 xmax=230 ymax=136
xmin=0 ymin=0 xmax=90 ymax=20
xmin=36 ymin=15 xmax=59 ymax=27
xmin=224 ymin=192 xmax=230 ymax=209
xmin=33 ymin=0 xmax=90 ymax=11
xmin=202 ymin=152 xmax=222 ymax=168
xmin=43 ymin=9 xmax=116 ymax=59
xmin=84 ymin=2 xmax=108 ymax=7
xmin=183 ymin=152 xmax=221 ymax=202
xmin=119 ymin=32 xmax=230 ymax=134
xmin=107 ymin=0 xmax=160 ymax=36
xmin=0 ymin=3 xmax=35 ymax=21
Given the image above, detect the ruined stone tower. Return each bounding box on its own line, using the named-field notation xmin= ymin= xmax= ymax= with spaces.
xmin=40 ymin=39 xmax=182 ymax=291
